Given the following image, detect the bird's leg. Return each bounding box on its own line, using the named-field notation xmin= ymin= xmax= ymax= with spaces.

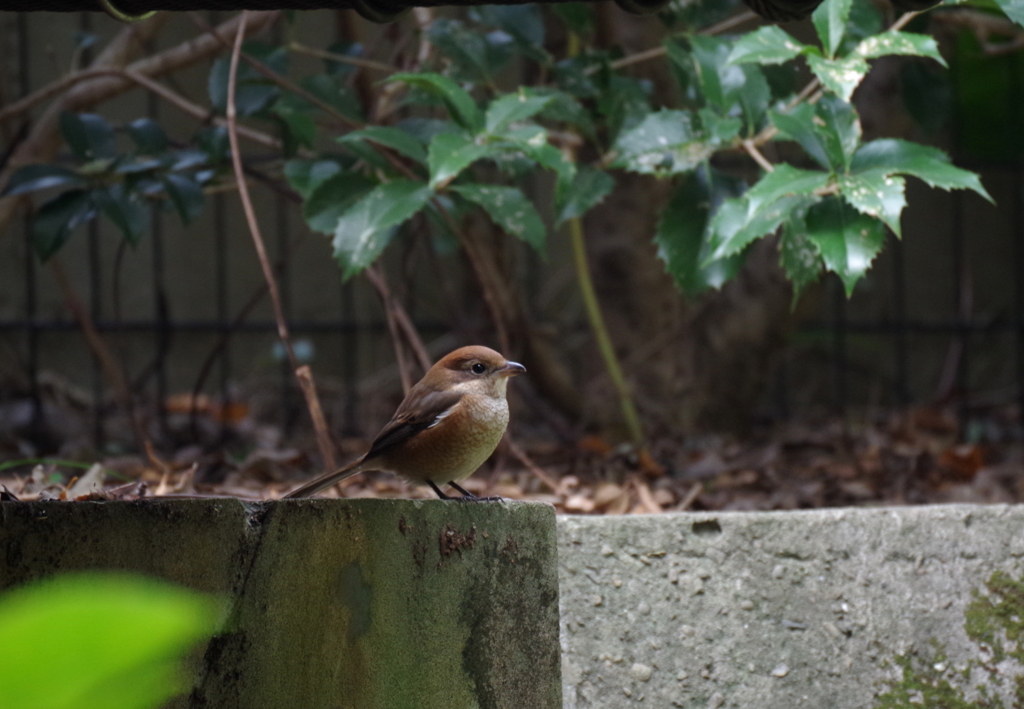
xmin=428 ymin=480 xmax=453 ymax=500
xmin=449 ymin=481 xmax=503 ymax=502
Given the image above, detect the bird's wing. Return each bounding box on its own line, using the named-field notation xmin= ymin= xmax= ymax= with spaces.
xmin=363 ymin=387 xmax=464 ymax=461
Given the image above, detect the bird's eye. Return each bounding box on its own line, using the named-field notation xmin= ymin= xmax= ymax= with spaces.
xmin=471 ymin=362 xmax=487 ymax=374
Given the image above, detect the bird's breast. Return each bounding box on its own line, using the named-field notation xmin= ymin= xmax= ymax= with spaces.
xmin=380 ymin=394 xmax=509 ymax=484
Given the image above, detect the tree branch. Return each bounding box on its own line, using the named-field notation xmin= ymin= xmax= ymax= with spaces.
xmin=225 ymin=12 xmax=336 ymax=472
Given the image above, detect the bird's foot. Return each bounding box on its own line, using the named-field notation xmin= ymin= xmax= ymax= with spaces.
xmin=447 ymin=481 xmax=502 ymax=502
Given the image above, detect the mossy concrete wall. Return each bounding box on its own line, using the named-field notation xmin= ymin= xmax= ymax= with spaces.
xmin=0 ymin=499 xmax=562 ymax=709
xmin=557 ymin=505 xmax=1024 ymax=709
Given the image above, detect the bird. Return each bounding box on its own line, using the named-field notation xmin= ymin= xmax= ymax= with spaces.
xmin=283 ymin=345 xmax=526 ymax=501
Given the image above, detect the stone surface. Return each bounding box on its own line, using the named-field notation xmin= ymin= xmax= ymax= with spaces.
xmin=557 ymin=505 xmax=1024 ymax=709
xmin=0 ymin=499 xmax=562 ymax=709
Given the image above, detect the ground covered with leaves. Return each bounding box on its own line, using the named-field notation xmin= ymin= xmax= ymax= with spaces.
xmin=2 ymin=382 xmax=1020 ymax=513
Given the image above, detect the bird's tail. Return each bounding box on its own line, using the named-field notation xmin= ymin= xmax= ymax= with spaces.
xmin=282 ymin=458 xmax=365 ymax=499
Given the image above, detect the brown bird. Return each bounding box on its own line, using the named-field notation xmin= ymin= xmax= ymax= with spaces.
xmin=284 ymin=346 xmax=526 ymax=500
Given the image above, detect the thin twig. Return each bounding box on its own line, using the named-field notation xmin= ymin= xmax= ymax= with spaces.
xmin=601 ymin=10 xmax=760 ymax=74
xmin=568 ymin=216 xmax=645 ymax=448
xmin=287 ymin=42 xmax=399 ymax=75
xmin=226 ymin=12 xmax=336 ymax=472
xmin=364 ymin=265 xmax=432 ymax=375
xmin=189 ymin=13 xmax=360 ymax=129
xmin=366 ymin=265 xmax=414 ymax=393
xmin=506 ymin=436 xmax=561 ymax=493
xmin=50 ymin=257 xmax=151 ymax=454
xmin=743 ymin=139 xmax=775 ymax=173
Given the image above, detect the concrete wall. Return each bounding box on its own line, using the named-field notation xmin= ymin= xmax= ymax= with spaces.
xmin=0 ymin=498 xmax=562 ymax=709
xmin=558 ymin=504 xmax=1024 ymax=709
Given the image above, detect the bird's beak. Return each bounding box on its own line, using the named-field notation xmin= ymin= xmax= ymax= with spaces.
xmin=498 ymin=360 xmax=526 ymax=377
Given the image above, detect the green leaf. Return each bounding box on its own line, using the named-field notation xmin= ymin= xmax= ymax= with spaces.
xmin=208 ymin=42 xmax=287 ymax=116
xmin=300 ymin=74 xmax=364 ymax=121
xmin=853 ymin=31 xmax=947 ymax=66
xmin=388 ymin=72 xmax=483 ymax=132
xmin=727 ymin=26 xmax=808 ymax=66
xmin=688 ymin=35 xmax=747 ymax=113
xmin=850 ymin=138 xmax=993 ymax=201
xmin=837 ymin=170 xmax=905 ymax=236
xmin=806 ymin=53 xmax=869 ymax=102
xmin=534 ymin=88 xmax=596 ymax=140
xmin=485 ymin=91 xmax=553 ymax=134
xmin=427 ymin=18 xmax=507 ymax=84
xmin=805 ymin=196 xmax=885 ymax=295
xmin=162 ymin=174 xmax=205 ymax=225
xmin=451 ymin=184 xmax=546 ymax=253
xmin=655 ymin=175 xmax=744 ymax=296
xmin=613 ymin=109 xmax=720 ymax=176
xmin=126 ymin=118 xmax=168 ymax=155
xmin=737 ymin=65 xmax=772 ymax=134
xmin=814 ymin=95 xmax=861 ymax=172
xmin=557 ymin=166 xmax=614 ymax=225
xmin=338 ymin=126 xmax=427 ymax=165
xmin=303 ymin=172 xmax=375 ymax=235
xmin=94 ymin=184 xmax=148 ymax=245
xmin=708 ymin=193 xmax=818 ymax=261
xmin=744 ymin=163 xmax=832 ymax=215
xmin=779 ymin=210 xmax=824 ymax=304
xmin=60 ymin=112 xmax=117 ymax=162
xmin=332 ymin=180 xmax=434 ymax=280
xmin=427 ymin=132 xmax=494 ymax=188
xmin=2 ymin=164 xmax=85 ymax=197
xmin=270 ymin=94 xmax=317 ymax=154
xmin=993 ymin=0 xmax=1024 ymax=26
xmin=32 ymin=189 xmax=95 ymax=261
xmin=474 ymin=5 xmax=546 ymax=54
xmin=812 ymin=0 xmax=854 ymax=59
xmin=769 ymin=103 xmax=831 ymax=170
xmin=283 ymin=159 xmax=343 ymax=199
xmin=0 ymin=573 xmax=218 ymax=709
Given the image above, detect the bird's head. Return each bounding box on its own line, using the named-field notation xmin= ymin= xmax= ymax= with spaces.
xmin=433 ymin=346 xmax=526 ymax=398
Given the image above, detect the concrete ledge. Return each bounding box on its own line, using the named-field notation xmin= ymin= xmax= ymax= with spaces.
xmin=0 ymin=499 xmax=562 ymax=709
xmin=558 ymin=505 xmax=1024 ymax=709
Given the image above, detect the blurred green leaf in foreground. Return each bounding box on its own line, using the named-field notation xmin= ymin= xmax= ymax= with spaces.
xmin=0 ymin=573 xmax=220 ymax=709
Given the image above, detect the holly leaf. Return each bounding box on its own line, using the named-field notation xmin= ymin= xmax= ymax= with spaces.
xmin=162 ymin=174 xmax=205 ymax=225
xmin=806 ymin=54 xmax=869 ymax=102
xmin=744 ymin=163 xmax=832 ymax=215
xmin=427 ymin=132 xmax=494 ymax=188
xmin=332 ymin=180 xmax=434 ymax=280
xmin=94 ymin=184 xmax=148 ymax=245
xmin=814 ymin=95 xmax=861 ymax=172
xmin=32 ymin=190 xmax=96 ymax=261
xmin=59 ymin=112 xmax=117 ymax=163
xmin=812 ymin=0 xmax=854 ymax=59
xmin=126 ymin=118 xmax=168 ymax=155
xmin=853 ymin=30 xmax=947 ymax=66
xmin=338 ymin=126 xmax=427 ymax=165
xmin=993 ymin=0 xmax=1024 ymax=26
xmin=837 ymin=170 xmax=906 ymax=236
xmin=303 ymin=172 xmax=375 ymax=234
xmin=779 ymin=209 xmax=824 ymax=304
xmin=451 ymin=184 xmax=547 ymax=253
xmin=707 ymin=193 xmax=819 ymax=261
xmin=805 ymin=196 xmax=886 ymax=295
xmin=283 ymin=159 xmax=343 ymax=199
xmin=485 ymin=91 xmax=553 ymax=135
xmin=613 ymin=109 xmax=720 ymax=176
xmin=389 ymin=72 xmax=483 ymax=132
xmin=850 ymin=138 xmax=992 ymax=201
xmin=2 ymin=165 xmax=85 ymax=197
xmin=557 ymin=166 xmax=614 ymax=225
xmin=728 ymin=26 xmax=808 ymax=66
xmin=769 ymin=103 xmax=831 ymax=170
